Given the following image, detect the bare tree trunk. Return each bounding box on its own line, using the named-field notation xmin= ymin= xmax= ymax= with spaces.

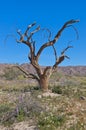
xmin=39 ymin=75 xmax=49 ymax=91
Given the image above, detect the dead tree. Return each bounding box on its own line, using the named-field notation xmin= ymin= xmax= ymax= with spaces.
xmin=16 ymin=19 xmax=79 ymax=91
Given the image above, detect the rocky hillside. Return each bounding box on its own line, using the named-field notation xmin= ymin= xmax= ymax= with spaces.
xmin=0 ymin=63 xmax=86 ymax=77
xmin=58 ymin=66 xmax=86 ymax=76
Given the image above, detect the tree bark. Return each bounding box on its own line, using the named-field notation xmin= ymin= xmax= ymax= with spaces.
xmin=39 ymin=75 xmax=49 ymax=91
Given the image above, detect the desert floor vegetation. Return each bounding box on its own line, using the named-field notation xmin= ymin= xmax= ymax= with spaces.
xmin=0 ymin=65 xmax=86 ymax=130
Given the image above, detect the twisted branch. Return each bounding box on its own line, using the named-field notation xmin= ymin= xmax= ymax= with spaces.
xmin=36 ymin=19 xmax=79 ymax=60
xmin=12 ymin=65 xmax=29 ymax=77
xmin=12 ymin=65 xmax=40 ymax=81
xmin=53 ymin=45 xmax=73 ymax=68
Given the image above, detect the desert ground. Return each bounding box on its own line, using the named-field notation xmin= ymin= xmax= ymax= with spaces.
xmin=0 ymin=64 xmax=86 ymax=130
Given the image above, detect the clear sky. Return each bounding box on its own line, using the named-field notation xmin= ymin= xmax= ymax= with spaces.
xmin=0 ymin=0 xmax=86 ymax=66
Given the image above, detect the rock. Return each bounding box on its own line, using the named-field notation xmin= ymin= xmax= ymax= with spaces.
xmin=37 ymin=95 xmax=42 ymax=99
xmin=42 ymin=92 xmax=60 ymax=97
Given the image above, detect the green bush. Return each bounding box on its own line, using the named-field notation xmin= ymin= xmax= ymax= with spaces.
xmin=52 ymin=86 xmax=62 ymax=94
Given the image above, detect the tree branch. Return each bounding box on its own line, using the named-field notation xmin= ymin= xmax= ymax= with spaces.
xmin=36 ymin=19 xmax=79 ymax=60
xmin=67 ymin=25 xmax=79 ymax=40
xmin=17 ymin=23 xmax=40 ymax=64
xmin=43 ymin=66 xmax=52 ymax=76
xmin=24 ymin=22 xmax=36 ymax=36
xmin=53 ymin=55 xmax=65 ymax=68
xmin=27 ymin=26 xmax=40 ymax=41
xmin=12 ymin=65 xmax=40 ymax=81
xmin=12 ymin=65 xmax=29 ymax=77
xmin=29 ymin=73 xmax=40 ymax=82
xmin=41 ymin=28 xmax=52 ymax=41
xmin=53 ymin=45 xmax=73 ymax=68
xmin=54 ymin=19 xmax=79 ymax=41
xmin=61 ymin=45 xmax=73 ymax=55
xmin=52 ymin=45 xmax=57 ymax=61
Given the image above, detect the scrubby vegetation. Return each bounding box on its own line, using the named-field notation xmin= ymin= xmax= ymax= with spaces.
xmin=0 ymin=65 xmax=86 ymax=130
xmin=1 ymin=67 xmax=24 ymax=80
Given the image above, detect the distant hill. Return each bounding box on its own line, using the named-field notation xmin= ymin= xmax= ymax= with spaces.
xmin=58 ymin=66 xmax=86 ymax=76
xmin=0 ymin=63 xmax=86 ymax=77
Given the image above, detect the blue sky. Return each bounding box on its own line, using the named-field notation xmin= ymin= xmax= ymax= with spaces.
xmin=0 ymin=0 xmax=86 ymax=66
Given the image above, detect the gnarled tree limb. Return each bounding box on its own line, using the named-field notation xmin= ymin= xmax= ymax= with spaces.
xmin=52 ymin=44 xmax=57 ymax=61
xmin=36 ymin=19 xmax=79 ymax=61
xmin=61 ymin=45 xmax=73 ymax=55
xmin=53 ymin=45 xmax=73 ymax=69
xmin=12 ymin=65 xmax=40 ymax=81
xmin=12 ymin=65 xmax=29 ymax=77
xmin=17 ymin=23 xmax=40 ymax=67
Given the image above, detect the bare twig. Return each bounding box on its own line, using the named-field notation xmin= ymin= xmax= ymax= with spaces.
xmin=61 ymin=45 xmax=73 ymax=55
xmin=41 ymin=28 xmax=52 ymax=41
xmin=67 ymin=25 xmax=79 ymax=40
xmin=53 ymin=45 xmax=73 ymax=68
xmin=52 ymin=44 xmax=57 ymax=61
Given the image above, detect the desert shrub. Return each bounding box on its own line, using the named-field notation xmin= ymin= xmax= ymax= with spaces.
xmin=52 ymin=86 xmax=63 ymax=94
xmin=38 ymin=114 xmax=66 ymax=130
xmin=0 ymin=104 xmax=13 ymax=124
xmin=2 ymin=67 xmax=23 ymax=80
xmin=0 ymin=104 xmax=11 ymax=116
xmin=0 ymin=94 xmax=44 ymax=125
xmin=33 ymin=86 xmax=40 ymax=90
